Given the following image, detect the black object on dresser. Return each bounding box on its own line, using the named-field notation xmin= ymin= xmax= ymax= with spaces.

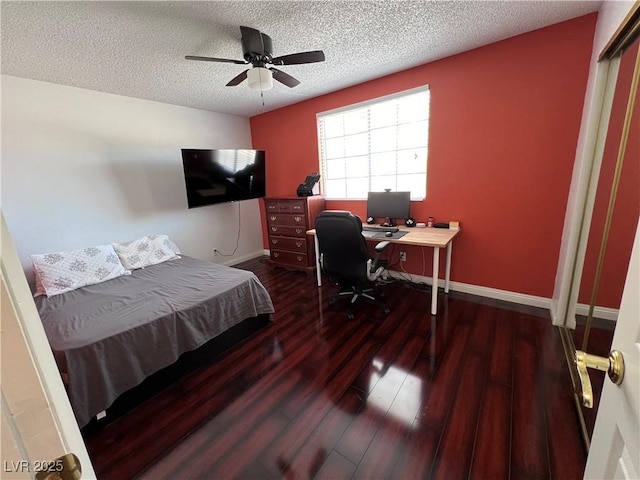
xmin=264 ymin=196 xmax=325 ymax=273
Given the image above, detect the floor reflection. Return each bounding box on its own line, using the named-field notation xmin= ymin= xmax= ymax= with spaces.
xmin=367 ymin=358 xmax=423 ymax=429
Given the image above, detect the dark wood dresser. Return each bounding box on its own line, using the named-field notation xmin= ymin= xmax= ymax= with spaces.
xmin=264 ymin=196 xmax=325 ymax=273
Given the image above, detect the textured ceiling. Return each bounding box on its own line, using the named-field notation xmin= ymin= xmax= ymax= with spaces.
xmin=1 ymin=1 xmax=601 ymax=117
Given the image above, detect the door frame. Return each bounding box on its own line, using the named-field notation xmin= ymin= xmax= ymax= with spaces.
xmin=1 ymin=213 xmax=96 ymax=478
xmin=552 ymin=2 xmax=640 ymax=330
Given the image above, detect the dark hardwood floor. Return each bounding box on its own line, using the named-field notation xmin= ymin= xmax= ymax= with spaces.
xmin=84 ymin=256 xmax=594 ymax=479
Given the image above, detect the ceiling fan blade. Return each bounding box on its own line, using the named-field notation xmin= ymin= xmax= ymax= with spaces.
xmin=226 ymin=69 xmax=249 ymax=86
xmin=272 ymin=50 xmax=325 ymax=66
xmin=185 ymin=55 xmax=247 ymax=65
xmin=240 ymin=26 xmax=271 ymax=57
xmin=270 ymin=68 xmax=300 ymax=88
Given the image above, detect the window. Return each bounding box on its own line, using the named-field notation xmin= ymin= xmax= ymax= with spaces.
xmin=317 ymin=86 xmax=430 ymax=200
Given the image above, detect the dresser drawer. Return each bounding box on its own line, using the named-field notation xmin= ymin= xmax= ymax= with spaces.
xmin=265 ymin=199 xmax=307 ymax=214
xmin=266 ymin=213 xmax=306 ymax=227
xmin=267 ymin=224 xmax=307 ymax=237
xmin=270 ymin=250 xmax=308 ymax=267
xmin=289 ymin=200 xmax=306 ymax=213
xmin=265 ymin=201 xmax=291 ymax=213
xmin=263 ymin=196 xmax=324 ymax=272
xmin=268 ymin=236 xmax=307 ymax=253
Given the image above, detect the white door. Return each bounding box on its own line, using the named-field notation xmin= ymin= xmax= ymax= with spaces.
xmin=1 ymin=213 xmax=96 ymax=479
xmin=584 ymin=221 xmax=640 ymax=479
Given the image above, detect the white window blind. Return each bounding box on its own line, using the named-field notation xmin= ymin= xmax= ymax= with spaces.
xmin=317 ymin=86 xmax=430 ymax=200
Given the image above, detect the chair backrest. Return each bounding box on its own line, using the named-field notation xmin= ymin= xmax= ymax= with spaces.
xmin=315 ymin=210 xmax=370 ymax=281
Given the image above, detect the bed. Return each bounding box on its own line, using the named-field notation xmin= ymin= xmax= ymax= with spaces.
xmin=35 ymin=255 xmax=274 ymax=427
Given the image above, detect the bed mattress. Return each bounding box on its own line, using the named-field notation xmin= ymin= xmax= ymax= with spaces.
xmin=36 ymin=255 xmax=274 ymax=427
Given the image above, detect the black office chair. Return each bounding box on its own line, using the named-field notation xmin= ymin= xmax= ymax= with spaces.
xmin=315 ymin=210 xmax=391 ymax=320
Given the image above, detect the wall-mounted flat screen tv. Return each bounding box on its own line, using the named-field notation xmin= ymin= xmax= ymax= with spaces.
xmin=181 ymin=149 xmax=266 ymax=208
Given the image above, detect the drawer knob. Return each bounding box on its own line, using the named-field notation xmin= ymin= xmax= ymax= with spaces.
xmin=296 ymin=241 xmax=302 ymax=247
xmin=272 ymin=239 xmax=278 ymax=245
xmin=271 ymin=227 xmax=278 ymax=232
xmin=273 ymin=252 xmax=280 ymax=258
xmin=296 ymin=228 xmax=303 ymax=234
xmin=270 ymin=216 xmax=277 ymax=221
xmin=294 ymin=216 xmax=302 ymax=223
xmin=297 ymin=256 xmax=303 ymax=262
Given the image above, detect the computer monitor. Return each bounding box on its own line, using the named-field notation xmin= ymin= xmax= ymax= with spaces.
xmin=367 ymin=191 xmax=411 ymax=226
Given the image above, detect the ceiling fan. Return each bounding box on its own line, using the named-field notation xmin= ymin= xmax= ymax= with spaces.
xmin=185 ymin=26 xmax=325 ymax=91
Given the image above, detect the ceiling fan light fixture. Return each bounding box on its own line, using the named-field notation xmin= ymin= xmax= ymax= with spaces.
xmin=247 ymin=67 xmax=273 ymax=91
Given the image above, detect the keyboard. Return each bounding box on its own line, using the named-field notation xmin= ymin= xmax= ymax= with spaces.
xmin=362 ymin=225 xmax=399 ymax=233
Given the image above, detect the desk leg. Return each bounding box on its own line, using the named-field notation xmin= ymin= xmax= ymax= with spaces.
xmin=431 ymin=246 xmax=440 ymax=315
xmin=445 ymin=241 xmax=452 ymax=293
xmin=314 ymin=235 xmax=322 ymax=287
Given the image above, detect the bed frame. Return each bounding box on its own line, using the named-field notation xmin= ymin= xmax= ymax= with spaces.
xmin=81 ymin=312 xmax=271 ymax=435
xmin=36 ymin=256 xmax=274 ymax=427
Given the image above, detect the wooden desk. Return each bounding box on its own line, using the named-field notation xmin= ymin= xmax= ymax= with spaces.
xmin=307 ymin=226 xmax=460 ymax=315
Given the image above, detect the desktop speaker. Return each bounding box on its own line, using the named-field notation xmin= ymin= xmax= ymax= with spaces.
xmin=405 ymin=217 xmax=416 ymax=227
xmin=366 ymin=216 xmax=375 ymax=224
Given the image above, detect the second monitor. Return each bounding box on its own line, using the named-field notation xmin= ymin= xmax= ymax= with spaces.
xmin=367 ymin=191 xmax=411 ymax=226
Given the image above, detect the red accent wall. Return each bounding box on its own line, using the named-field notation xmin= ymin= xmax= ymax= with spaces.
xmin=251 ymin=15 xmax=597 ymax=298
xmin=578 ymin=39 xmax=640 ymax=308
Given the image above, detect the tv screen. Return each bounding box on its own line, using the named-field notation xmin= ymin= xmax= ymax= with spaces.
xmin=181 ymin=149 xmax=266 ymax=208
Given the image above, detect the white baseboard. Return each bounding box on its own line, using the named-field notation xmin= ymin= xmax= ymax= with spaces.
xmin=574 ymin=303 xmax=618 ymax=322
xmin=449 ymin=280 xmax=552 ymax=310
xmin=387 ymin=270 xmax=618 ymax=321
xmin=386 ymin=269 xmax=551 ymax=310
xmin=220 ymin=250 xmax=266 ymax=267
xmin=548 ymin=299 xmax=617 ymax=326
xmin=259 ymin=255 xmax=618 ymax=321
xmin=549 ymin=299 xmax=560 ymax=324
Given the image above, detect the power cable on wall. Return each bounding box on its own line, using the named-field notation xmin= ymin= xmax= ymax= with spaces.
xmin=213 ymin=202 xmax=241 ymax=257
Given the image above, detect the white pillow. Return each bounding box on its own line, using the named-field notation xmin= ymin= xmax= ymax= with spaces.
xmin=112 ymin=234 xmax=180 ymax=270
xmin=148 ymin=234 xmax=181 ymax=255
xmin=31 ymin=244 xmax=130 ymax=297
xmin=33 ymin=269 xmax=46 ymax=297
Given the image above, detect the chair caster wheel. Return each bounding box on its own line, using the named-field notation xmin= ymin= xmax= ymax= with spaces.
xmin=347 ymin=311 xmax=354 ymax=321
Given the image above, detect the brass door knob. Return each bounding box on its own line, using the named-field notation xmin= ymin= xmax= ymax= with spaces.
xmin=575 ymin=350 xmax=625 ymax=408
xmin=35 ymin=453 xmax=82 ymax=480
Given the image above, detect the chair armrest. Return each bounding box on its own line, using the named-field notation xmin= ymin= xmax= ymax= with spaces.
xmin=374 ymin=241 xmax=390 ymax=252
xmin=370 ymin=241 xmax=390 ymax=275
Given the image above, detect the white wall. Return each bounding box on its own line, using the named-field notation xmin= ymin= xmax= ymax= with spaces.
xmin=1 ymin=75 xmax=265 ymax=283
xmin=551 ymin=1 xmax=637 ymax=327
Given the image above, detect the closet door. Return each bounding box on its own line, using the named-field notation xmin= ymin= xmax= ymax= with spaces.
xmin=562 ymin=5 xmax=640 ymax=453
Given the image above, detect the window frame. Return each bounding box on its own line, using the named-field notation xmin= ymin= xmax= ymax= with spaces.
xmin=316 ymin=85 xmax=430 ymax=201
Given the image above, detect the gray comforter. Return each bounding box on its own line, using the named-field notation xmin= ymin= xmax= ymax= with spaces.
xmin=36 ymin=256 xmax=274 ymax=427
